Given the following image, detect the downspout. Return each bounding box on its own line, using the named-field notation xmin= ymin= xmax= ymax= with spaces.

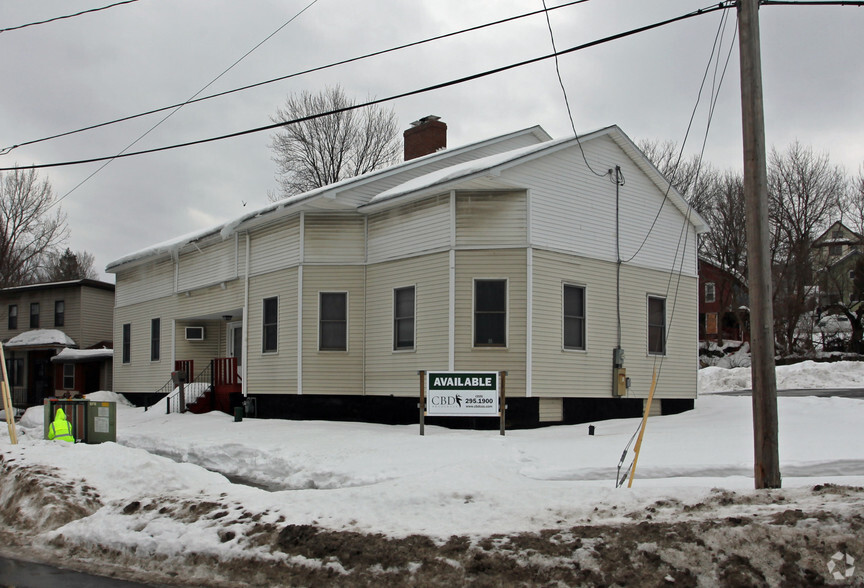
xmin=526 ymin=189 xmax=533 ymax=398
xmin=242 ymin=232 xmax=250 ymax=397
xmin=449 ymin=190 xmax=456 ymax=370
xmin=362 ymin=216 xmax=368 ymax=395
xmin=297 ymin=212 xmax=305 ymax=395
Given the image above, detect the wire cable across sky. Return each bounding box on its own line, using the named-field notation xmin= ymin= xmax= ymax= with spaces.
xmin=0 ymin=2 xmax=732 ymax=172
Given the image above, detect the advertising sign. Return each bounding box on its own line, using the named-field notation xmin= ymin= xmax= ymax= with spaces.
xmin=425 ymin=371 xmax=499 ymax=417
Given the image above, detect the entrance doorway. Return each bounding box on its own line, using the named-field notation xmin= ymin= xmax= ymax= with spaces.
xmin=227 ymin=322 xmax=242 ymax=373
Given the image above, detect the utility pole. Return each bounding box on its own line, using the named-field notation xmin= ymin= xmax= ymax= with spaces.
xmin=738 ymin=0 xmax=781 ymax=488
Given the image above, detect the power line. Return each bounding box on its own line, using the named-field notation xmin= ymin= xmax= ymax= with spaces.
xmin=622 ymin=5 xmax=736 ymax=264
xmin=45 ymin=0 xmax=322 ymax=210
xmin=0 ymin=2 xmax=731 ymax=173
xmin=1 ymin=0 xmax=591 ymax=155
xmin=0 ymin=0 xmax=143 ymax=34
xmin=540 ymin=0 xmax=609 ymax=178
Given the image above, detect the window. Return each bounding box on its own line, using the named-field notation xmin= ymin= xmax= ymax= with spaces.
xmin=63 ymin=364 xmax=75 ymax=389
xmin=262 ymin=297 xmax=278 ymax=353
xmin=704 ymin=282 xmax=716 ymax=303
xmin=563 ymin=284 xmax=586 ymax=350
xmin=319 ymin=292 xmax=347 ymax=351
xmin=648 ymin=296 xmax=666 ymax=355
xmin=829 ymin=244 xmax=843 ymax=256
xmin=5 ymin=358 xmax=23 ymax=386
xmin=122 ymin=323 xmax=131 ymax=364
xmin=54 ymin=300 xmax=65 ymax=327
xmin=8 ymin=305 xmax=17 ymax=330
xmin=393 ymin=286 xmax=415 ymax=350
xmin=474 ymin=279 xmax=507 ymax=347
xmin=30 ymin=303 xmax=40 ymax=328
xmin=150 ymin=318 xmax=160 ymax=361
xmin=849 ymin=270 xmax=856 ymax=280
xmin=833 ymin=229 xmax=844 ymax=239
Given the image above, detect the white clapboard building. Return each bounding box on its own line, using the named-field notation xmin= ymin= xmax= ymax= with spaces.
xmin=107 ymin=118 xmax=707 ymax=427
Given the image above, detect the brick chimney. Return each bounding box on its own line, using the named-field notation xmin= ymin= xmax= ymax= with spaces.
xmin=403 ymin=116 xmax=447 ymax=161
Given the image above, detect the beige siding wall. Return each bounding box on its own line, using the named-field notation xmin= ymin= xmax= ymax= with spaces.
xmin=367 ymin=196 xmax=450 ymax=263
xmin=304 ymin=215 xmax=365 ymax=263
xmin=115 ymin=259 xmax=174 ymax=307
xmin=530 ymin=249 xmax=697 ymax=400
xmin=246 ymin=268 xmax=299 ymax=394
xmin=301 ymin=265 xmax=364 ymax=395
xmin=364 ymin=253 xmax=450 ymax=396
xmin=455 ymin=191 xmax=527 ymax=248
xmin=250 ymin=218 xmax=300 ymax=276
xmin=520 ymin=137 xmax=698 ymax=277
xmin=113 ymin=279 xmax=244 ymax=395
xmin=454 ymin=249 xmax=527 ymax=396
xmin=177 ymin=237 xmax=239 ymax=292
xmin=174 ymin=320 xmax=221 ymax=378
xmin=79 ymin=287 xmax=114 ymax=347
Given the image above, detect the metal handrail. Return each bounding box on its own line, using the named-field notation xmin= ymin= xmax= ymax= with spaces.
xmin=165 ymin=362 xmax=213 ymax=414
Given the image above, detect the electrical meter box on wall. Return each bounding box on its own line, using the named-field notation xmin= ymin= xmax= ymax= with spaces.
xmin=612 ymin=368 xmax=627 ymax=396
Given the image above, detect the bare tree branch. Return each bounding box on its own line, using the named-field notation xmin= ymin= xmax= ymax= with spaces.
xmin=269 ymin=86 xmax=401 ymax=200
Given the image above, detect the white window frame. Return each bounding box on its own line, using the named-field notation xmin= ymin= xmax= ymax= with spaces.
xmin=262 ymin=296 xmax=279 ymax=354
xmin=318 ymin=291 xmax=349 ymax=352
xmin=393 ymin=285 xmax=416 ymax=352
xmin=472 ymin=278 xmax=508 ymax=349
xmin=63 ymin=363 xmax=75 ymax=390
xmin=562 ymin=282 xmax=586 ymax=351
xmin=150 ymin=317 xmax=161 ymax=362
xmin=704 ymin=282 xmax=716 ymax=303
xmin=647 ymin=295 xmax=667 ymax=356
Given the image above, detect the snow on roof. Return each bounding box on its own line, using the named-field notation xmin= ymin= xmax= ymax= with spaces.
xmin=51 ymin=347 xmax=113 ymax=363
xmin=365 ymin=137 xmax=572 ymax=207
xmin=5 ymin=329 xmax=76 ymax=348
xmin=105 ymin=126 xmax=551 ymax=272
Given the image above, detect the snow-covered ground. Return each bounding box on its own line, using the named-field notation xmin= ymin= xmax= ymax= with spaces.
xmin=1 ymin=361 xmax=863 ymax=586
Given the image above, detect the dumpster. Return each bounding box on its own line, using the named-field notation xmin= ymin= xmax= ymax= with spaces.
xmin=44 ymin=399 xmax=116 ymax=443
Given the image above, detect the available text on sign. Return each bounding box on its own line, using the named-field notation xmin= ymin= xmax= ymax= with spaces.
xmin=425 ymin=371 xmax=500 ymax=417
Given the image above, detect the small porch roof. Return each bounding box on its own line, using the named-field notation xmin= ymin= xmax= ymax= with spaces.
xmin=4 ymin=329 xmax=76 ymax=349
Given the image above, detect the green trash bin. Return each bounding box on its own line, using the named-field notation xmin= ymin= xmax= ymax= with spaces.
xmin=233 ymin=406 xmax=243 ymax=422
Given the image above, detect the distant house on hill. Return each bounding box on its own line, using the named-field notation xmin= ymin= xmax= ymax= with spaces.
xmin=812 ymin=221 xmax=864 ymax=307
xmin=107 ymin=119 xmax=707 ymax=427
xmin=0 ymin=279 xmax=115 ymax=407
xmin=698 ymin=258 xmax=748 ymax=343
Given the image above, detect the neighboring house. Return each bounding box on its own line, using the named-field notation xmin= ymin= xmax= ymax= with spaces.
xmin=812 ymin=221 xmax=864 ymax=307
xmin=698 ymin=257 xmax=748 ymax=343
xmin=107 ymin=119 xmax=707 ymax=427
xmin=0 ymin=279 xmax=115 ymax=407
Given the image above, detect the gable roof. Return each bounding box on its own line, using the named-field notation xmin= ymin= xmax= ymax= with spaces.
xmin=106 ymin=124 xmax=707 ymax=272
xmin=359 ymin=125 xmax=708 ymax=233
xmin=107 ymin=126 xmax=550 ymax=272
xmin=813 ymin=220 xmax=864 ymax=247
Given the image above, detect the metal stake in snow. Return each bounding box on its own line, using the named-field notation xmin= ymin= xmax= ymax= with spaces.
xmin=0 ymin=342 xmax=19 ymax=444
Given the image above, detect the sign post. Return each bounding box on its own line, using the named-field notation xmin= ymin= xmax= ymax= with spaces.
xmin=0 ymin=343 xmax=18 ymax=445
xmin=418 ymin=370 xmax=426 ymax=436
xmin=420 ymin=370 xmax=504 ymax=435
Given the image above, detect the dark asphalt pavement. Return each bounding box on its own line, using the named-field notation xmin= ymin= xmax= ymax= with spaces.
xmin=713 ymin=388 xmax=864 ymax=398
xmin=0 ymin=556 xmax=164 ymax=588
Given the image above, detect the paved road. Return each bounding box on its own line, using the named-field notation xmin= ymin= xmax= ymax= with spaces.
xmin=714 ymin=388 xmax=864 ymax=398
xmin=0 ymin=556 xmax=163 ymax=588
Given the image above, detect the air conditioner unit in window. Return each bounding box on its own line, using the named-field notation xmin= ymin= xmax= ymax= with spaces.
xmin=185 ymin=326 xmax=205 ymax=341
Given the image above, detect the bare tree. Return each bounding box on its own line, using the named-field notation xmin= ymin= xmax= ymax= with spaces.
xmin=768 ymin=141 xmax=846 ymax=354
xmin=41 ymin=248 xmax=98 ymax=282
xmin=269 ymin=86 xmax=401 ymax=200
xmin=0 ymin=168 xmax=68 ymax=288
xmin=638 ymin=138 xmax=715 ymax=216
xmin=840 ymin=165 xmax=864 ymax=236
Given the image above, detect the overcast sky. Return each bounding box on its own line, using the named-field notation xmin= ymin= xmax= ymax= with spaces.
xmin=2 ymin=0 xmax=863 ymax=282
